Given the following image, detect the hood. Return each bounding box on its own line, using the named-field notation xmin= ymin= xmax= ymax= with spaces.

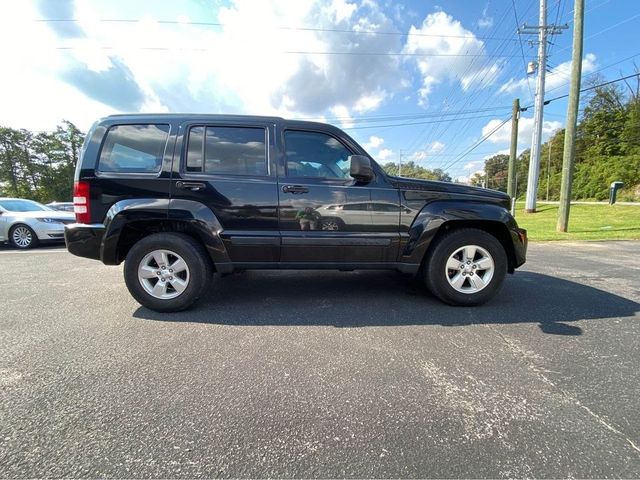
xmin=388 ymin=176 xmax=511 ymax=204
xmin=3 ymin=210 xmax=75 ymax=221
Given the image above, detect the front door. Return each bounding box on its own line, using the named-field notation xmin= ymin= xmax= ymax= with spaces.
xmin=277 ymin=129 xmax=396 ymax=264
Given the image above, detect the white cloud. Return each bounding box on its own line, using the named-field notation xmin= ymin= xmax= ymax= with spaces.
xmin=327 ymin=0 xmax=357 ymax=23
xmin=456 ymin=168 xmax=485 ymax=185
xmin=364 ymin=135 xmax=384 ymax=150
xmin=377 ymin=148 xmax=394 ymax=161
xmin=483 ymin=148 xmax=510 ymax=159
xmin=363 ymin=135 xmax=394 ymax=162
xmin=403 ymin=10 xmax=502 ymax=104
xmin=0 ymin=0 xmax=404 ymax=131
xmin=499 ymin=53 xmax=597 ymax=96
xmin=412 ymin=151 xmax=428 ymax=162
xmin=428 ymin=140 xmax=445 ymax=153
xmin=463 ymin=160 xmax=483 ymax=170
xmin=482 ymin=116 xmax=562 ymax=145
xmin=353 ymin=92 xmax=386 ymax=113
xmin=478 ymin=3 xmax=493 ymax=29
xmin=330 ymin=105 xmax=354 ymax=128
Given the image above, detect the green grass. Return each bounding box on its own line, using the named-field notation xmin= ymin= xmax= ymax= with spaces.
xmin=514 ymin=202 xmax=640 ymax=241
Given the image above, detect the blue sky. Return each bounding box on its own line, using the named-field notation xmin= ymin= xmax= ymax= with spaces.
xmin=0 ymin=0 xmax=638 ymax=181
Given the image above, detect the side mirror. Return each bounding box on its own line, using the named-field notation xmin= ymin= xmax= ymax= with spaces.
xmin=349 ymin=155 xmax=374 ymax=183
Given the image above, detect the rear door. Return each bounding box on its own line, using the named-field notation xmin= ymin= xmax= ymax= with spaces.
xmin=170 ymin=120 xmax=280 ymax=263
xmin=277 ymin=128 xmax=395 ymax=264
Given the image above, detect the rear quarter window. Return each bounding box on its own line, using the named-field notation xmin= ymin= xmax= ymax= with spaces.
xmin=98 ymin=124 xmax=170 ymax=173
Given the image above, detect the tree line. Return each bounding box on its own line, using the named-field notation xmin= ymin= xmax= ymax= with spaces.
xmin=0 ymin=121 xmax=84 ymax=203
xmin=471 ymin=76 xmax=640 ymax=201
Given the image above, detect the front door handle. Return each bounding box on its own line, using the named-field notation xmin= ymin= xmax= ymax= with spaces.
xmin=282 ymin=185 xmax=309 ymax=194
xmin=176 ymin=181 xmax=206 ymax=191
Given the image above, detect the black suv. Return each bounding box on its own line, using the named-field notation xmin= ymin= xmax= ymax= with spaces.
xmin=65 ymin=114 xmax=527 ymax=312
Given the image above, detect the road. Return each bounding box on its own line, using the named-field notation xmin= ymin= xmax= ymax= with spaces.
xmin=1 ymin=241 xmax=639 ymax=478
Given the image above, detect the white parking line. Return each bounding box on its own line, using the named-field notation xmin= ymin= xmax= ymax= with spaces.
xmin=0 ymin=248 xmax=68 ymax=255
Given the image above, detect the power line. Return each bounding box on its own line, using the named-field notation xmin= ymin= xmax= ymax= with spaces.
xmin=50 ymin=45 xmax=524 ymax=58
xmin=554 ymin=12 xmax=640 ymax=54
xmin=522 ymin=72 xmax=640 ymax=108
xmin=299 ymin=105 xmax=512 ymax=124
xmin=442 ymin=73 xmax=640 ymax=174
xmin=512 ymin=0 xmax=534 ymax=100
xmin=545 ymin=52 xmax=640 ymax=94
xmin=410 ymin=3 xmax=521 ymax=163
xmin=440 ymin=116 xmax=512 ymax=172
xmin=33 ymin=18 xmax=521 ymax=42
xmin=342 ymin=113 xmax=505 ymax=131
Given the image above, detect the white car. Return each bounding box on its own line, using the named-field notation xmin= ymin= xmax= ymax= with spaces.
xmin=0 ymin=198 xmax=75 ymax=249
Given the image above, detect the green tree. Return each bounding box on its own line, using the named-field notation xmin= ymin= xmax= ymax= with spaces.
xmin=485 ymin=154 xmax=509 ymax=191
xmin=0 ymin=121 xmax=84 ymax=202
xmin=381 ymin=161 xmax=451 ymax=181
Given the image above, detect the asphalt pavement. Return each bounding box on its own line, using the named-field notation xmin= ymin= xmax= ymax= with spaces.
xmin=0 ymin=241 xmax=639 ymax=478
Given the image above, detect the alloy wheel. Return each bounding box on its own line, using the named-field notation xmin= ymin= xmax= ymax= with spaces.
xmin=12 ymin=226 xmax=33 ymax=248
xmin=445 ymin=245 xmax=495 ymax=294
xmin=138 ymin=249 xmax=190 ymax=299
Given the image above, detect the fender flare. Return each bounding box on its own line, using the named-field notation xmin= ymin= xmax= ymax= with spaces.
xmin=400 ymin=200 xmax=518 ymax=265
xmin=100 ymin=198 xmax=231 ymax=271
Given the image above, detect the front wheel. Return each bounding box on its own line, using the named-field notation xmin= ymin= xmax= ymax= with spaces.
xmin=424 ymin=228 xmax=507 ymax=306
xmin=124 ymin=233 xmax=212 ymax=312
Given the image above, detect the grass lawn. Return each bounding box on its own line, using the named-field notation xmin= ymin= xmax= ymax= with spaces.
xmin=514 ymin=202 xmax=640 ymax=241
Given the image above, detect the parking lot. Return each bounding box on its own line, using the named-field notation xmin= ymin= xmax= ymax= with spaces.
xmin=0 ymin=241 xmax=639 ymax=477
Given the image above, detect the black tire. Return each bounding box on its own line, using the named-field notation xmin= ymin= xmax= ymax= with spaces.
xmin=124 ymin=233 xmax=213 ymax=312
xmin=10 ymin=224 xmax=39 ymax=249
xmin=424 ymin=228 xmax=507 ymax=306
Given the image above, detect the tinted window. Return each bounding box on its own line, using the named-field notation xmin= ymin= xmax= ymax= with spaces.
xmin=185 ymin=126 xmax=267 ymax=176
xmin=98 ymin=124 xmax=170 ymax=173
xmin=0 ymin=199 xmax=50 ymax=212
xmin=284 ymin=131 xmax=352 ymax=179
xmin=343 ymin=203 xmax=368 ymax=211
xmin=371 ymin=203 xmax=398 ymax=212
xmin=186 ymin=127 xmax=204 ymax=172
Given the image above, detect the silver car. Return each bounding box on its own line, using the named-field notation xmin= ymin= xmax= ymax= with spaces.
xmin=0 ymin=198 xmax=75 ymax=249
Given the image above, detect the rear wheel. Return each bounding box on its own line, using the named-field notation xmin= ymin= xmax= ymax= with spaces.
xmin=10 ymin=224 xmax=39 ymax=249
xmin=124 ymin=233 xmax=212 ymax=312
xmin=424 ymin=228 xmax=507 ymax=306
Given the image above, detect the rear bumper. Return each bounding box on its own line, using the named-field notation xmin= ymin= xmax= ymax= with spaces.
xmin=510 ymin=226 xmax=527 ymax=269
xmin=64 ymin=223 xmax=105 ymax=261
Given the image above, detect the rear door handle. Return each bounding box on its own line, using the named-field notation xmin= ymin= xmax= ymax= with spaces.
xmin=176 ymin=181 xmax=206 ymax=191
xmin=282 ymin=185 xmax=309 ymax=194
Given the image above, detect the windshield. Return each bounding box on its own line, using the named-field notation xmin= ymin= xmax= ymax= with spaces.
xmin=0 ymin=199 xmax=51 ymax=212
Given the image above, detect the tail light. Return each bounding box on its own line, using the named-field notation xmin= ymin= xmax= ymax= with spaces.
xmin=73 ymin=181 xmax=91 ymax=224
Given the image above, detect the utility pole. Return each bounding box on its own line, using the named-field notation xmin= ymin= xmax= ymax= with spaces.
xmin=546 ymin=141 xmax=552 ymax=201
xmin=557 ymin=0 xmax=584 ymax=232
xmin=398 ymin=150 xmax=403 ymax=177
xmin=507 ymin=98 xmax=520 ymax=215
xmin=519 ymin=0 xmax=567 ymax=213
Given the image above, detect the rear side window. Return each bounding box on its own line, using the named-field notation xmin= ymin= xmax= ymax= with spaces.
xmin=185 ymin=126 xmax=267 ymax=176
xmin=98 ymin=124 xmax=170 ymax=173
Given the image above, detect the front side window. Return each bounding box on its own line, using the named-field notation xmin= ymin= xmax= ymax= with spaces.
xmin=185 ymin=126 xmax=267 ymax=176
xmin=98 ymin=124 xmax=170 ymax=173
xmin=284 ymin=131 xmax=352 ymax=179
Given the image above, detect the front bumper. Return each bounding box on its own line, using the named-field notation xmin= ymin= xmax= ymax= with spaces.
xmin=64 ymin=223 xmax=105 ymax=261
xmin=33 ymin=222 xmax=68 ymax=240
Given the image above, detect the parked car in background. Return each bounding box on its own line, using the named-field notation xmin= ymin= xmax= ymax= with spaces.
xmin=0 ymin=198 xmax=75 ymax=248
xmin=46 ymin=201 xmax=75 ymax=212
